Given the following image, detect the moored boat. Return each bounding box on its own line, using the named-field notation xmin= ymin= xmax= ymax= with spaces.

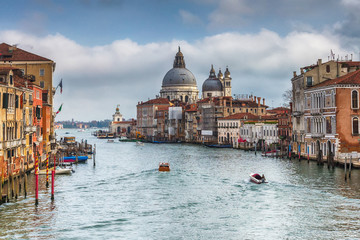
xmin=63 ymin=156 xmax=88 ymax=163
xmin=37 ymin=167 xmax=72 ymax=175
xmin=159 ymin=162 xmax=170 ymax=171
xmin=249 ymin=173 xmax=266 ymax=184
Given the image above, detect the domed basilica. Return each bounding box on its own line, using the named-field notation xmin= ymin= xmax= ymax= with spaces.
xmin=160 ymin=47 xmax=232 ymax=102
xmin=160 ymin=47 xmax=199 ymax=103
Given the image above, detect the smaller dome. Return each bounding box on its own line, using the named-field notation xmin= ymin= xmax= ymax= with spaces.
xmin=202 ymin=65 xmax=223 ymax=92
xmin=225 ymin=67 xmax=231 ymax=78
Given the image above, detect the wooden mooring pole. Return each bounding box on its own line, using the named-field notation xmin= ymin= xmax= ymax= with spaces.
xmin=46 ymin=154 xmax=49 ymax=188
xmin=93 ymin=144 xmax=96 ymax=167
xmin=51 ymin=155 xmax=55 ymax=201
xmin=349 ymin=156 xmax=352 ymax=179
xmin=35 ymin=156 xmax=39 ymax=206
xmin=344 ymin=157 xmax=347 ymax=181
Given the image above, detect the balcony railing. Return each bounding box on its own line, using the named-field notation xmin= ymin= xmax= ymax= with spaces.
xmin=292 ymin=111 xmax=303 ymax=117
xmin=310 ymin=108 xmax=322 ymax=115
xmin=311 ymin=133 xmax=325 ymax=138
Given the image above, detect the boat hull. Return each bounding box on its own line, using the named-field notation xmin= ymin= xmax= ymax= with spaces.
xmin=249 ymin=173 xmax=264 ymax=184
xmin=63 ymin=156 xmax=88 ymax=163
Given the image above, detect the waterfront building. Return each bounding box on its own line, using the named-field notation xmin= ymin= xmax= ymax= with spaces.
xmin=184 ymin=103 xmax=198 ymax=142
xmin=0 ymin=67 xmax=36 ymax=179
xmin=109 ymin=105 xmax=136 ymax=137
xmin=239 ymin=115 xmax=279 ymax=146
xmin=168 ymin=106 xmax=185 ymax=142
xmin=291 ymin=58 xmax=360 ymax=157
xmin=28 ymin=83 xmax=44 ymax=161
xmin=160 ymin=47 xmax=199 ymax=103
xmin=0 ymin=43 xmax=56 ymax=157
xmin=303 ymin=69 xmax=360 ymax=161
xmin=218 ymin=113 xmax=257 ymax=146
xmin=267 ymin=107 xmax=292 ymax=149
xmin=136 ymin=98 xmax=172 ymax=141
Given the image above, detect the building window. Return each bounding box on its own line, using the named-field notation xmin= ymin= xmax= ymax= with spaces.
xmin=20 ymin=69 xmax=25 ymax=76
xmin=351 ymin=90 xmax=358 ymax=109
xmin=10 ymin=75 xmax=13 ymax=85
xmin=185 ymin=96 xmax=189 ymax=102
xmin=306 ymin=76 xmax=312 ymax=87
xmin=40 ymin=81 xmax=45 ymax=88
xmin=353 ymin=117 xmax=359 ymax=135
xmin=40 ymin=69 xmax=45 ymax=76
xmin=326 ymin=65 xmax=330 ymax=73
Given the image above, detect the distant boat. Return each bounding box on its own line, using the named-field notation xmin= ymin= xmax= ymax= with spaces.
xmin=159 ymin=162 xmax=170 ymax=171
xmin=249 ymin=173 xmax=266 ymax=184
xmin=107 ymin=139 xmax=114 ymax=143
xmin=136 ymin=141 xmax=144 ymax=146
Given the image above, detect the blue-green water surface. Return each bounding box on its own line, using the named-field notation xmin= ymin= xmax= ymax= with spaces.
xmin=1 ymin=129 xmax=360 ymax=239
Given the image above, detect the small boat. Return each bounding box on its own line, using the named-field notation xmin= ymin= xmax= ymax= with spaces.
xmin=159 ymin=162 xmax=170 ymax=171
xmin=136 ymin=141 xmax=144 ymax=146
xmin=37 ymin=167 xmax=72 ymax=175
xmin=107 ymin=139 xmax=114 ymax=143
xmin=249 ymin=173 xmax=266 ymax=184
xmin=63 ymin=156 xmax=88 ymax=163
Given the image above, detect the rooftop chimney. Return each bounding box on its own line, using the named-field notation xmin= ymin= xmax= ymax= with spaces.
xmin=300 ymin=68 xmax=304 ymax=74
xmin=318 ymin=59 xmax=322 ymax=65
xmin=257 ymin=97 xmax=261 ymax=107
xmin=293 ymin=71 xmax=297 ymax=77
xmin=263 ymin=98 xmax=265 ymax=106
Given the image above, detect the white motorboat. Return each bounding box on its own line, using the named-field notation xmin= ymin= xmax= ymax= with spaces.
xmin=249 ymin=173 xmax=266 ymax=184
xmin=37 ymin=167 xmax=72 ymax=175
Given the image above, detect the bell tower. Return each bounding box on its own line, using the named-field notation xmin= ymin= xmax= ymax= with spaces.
xmin=224 ymin=66 xmax=232 ymax=97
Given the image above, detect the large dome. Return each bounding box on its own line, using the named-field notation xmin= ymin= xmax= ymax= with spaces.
xmin=162 ymin=68 xmax=197 ymax=87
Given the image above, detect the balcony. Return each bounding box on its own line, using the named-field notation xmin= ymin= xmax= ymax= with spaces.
xmin=311 ymin=133 xmax=325 ymax=138
xmin=292 ymin=111 xmax=303 ymax=117
xmin=21 ymin=139 xmax=26 ymax=145
xmin=310 ymin=109 xmax=322 ymax=116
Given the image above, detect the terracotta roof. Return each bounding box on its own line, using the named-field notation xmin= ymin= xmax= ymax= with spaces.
xmin=185 ymin=103 xmax=197 ymax=112
xmin=0 ymin=43 xmax=52 ymax=62
xmin=197 ymin=98 xmax=210 ymax=103
xmin=219 ymin=113 xmax=257 ymax=120
xmin=267 ymin=107 xmax=290 ymax=114
xmin=138 ymin=98 xmax=170 ymax=106
xmin=341 ymin=61 xmax=360 ymax=67
xmin=310 ymin=69 xmax=360 ymax=89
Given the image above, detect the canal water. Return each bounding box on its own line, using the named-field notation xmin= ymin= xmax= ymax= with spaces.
xmin=1 ymin=129 xmax=360 ymax=239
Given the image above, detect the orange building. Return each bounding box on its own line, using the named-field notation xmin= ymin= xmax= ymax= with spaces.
xmin=304 ymin=69 xmax=360 ymax=161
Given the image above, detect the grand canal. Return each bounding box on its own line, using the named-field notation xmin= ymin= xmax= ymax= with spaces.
xmin=1 ymin=129 xmax=360 ymax=239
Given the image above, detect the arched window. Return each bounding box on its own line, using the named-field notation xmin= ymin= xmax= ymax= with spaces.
xmin=326 ymin=65 xmax=330 ymax=73
xmin=185 ymin=95 xmax=189 ymax=102
xmin=352 ymin=90 xmax=358 ymax=109
xmin=167 ymin=96 xmax=170 ymax=101
xmin=353 ymin=117 xmax=359 ymax=135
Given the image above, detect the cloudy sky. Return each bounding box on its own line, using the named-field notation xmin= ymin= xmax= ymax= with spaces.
xmin=1 ymin=0 xmax=360 ymax=121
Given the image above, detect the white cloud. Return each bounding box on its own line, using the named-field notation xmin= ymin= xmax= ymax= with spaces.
xmin=0 ymin=29 xmax=352 ymax=121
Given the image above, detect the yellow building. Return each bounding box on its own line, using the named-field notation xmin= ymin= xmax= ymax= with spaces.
xmin=0 ymin=67 xmax=33 ymax=179
xmin=0 ymin=43 xmax=56 ymax=156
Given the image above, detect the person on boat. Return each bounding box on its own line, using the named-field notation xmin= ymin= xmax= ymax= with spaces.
xmin=261 ymin=174 xmax=266 ymax=183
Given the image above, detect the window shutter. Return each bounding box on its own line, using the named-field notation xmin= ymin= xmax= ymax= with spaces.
xmin=3 ymin=93 xmax=8 ymax=109
xmin=15 ymin=95 xmax=19 ymax=108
